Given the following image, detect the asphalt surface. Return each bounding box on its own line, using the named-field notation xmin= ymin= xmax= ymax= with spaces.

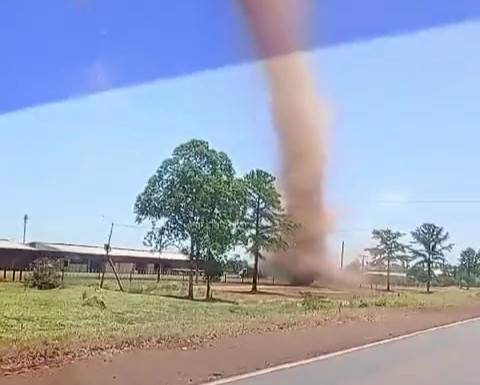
xmin=225 ymin=319 xmax=480 ymax=385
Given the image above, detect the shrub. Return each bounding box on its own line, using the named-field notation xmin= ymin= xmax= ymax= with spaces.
xmin=82 ymin=295 xmax=107 ymax=309
xmin=24 ymin=258 xmax=62 ymax=290
xmin=301 ymin=293 xmax=336 ymax=311
xmin=374 ymin=297 xmax=388 ymax=307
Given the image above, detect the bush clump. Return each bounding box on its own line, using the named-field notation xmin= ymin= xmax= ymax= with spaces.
xmin=24 ymin=258 xmax=62 ymax=290
xmin=301 ymin=293 xmax=336 ymax=311
xmin=82 ymin=295 xmax=107 ymax=309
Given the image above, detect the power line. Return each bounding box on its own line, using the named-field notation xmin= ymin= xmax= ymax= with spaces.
xmin=113 ymin=222 xmax=150 ymax=230
xmin=334 ymin=229 xmax=371 ymax=233
xmin=114 ymin=223 xmax=373 ymax=234
xmin=373 ymin=199 xmax=480 ymax=204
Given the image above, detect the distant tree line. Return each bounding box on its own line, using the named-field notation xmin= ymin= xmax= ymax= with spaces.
xmin=347 ymin=225 xmax=480 ymax=292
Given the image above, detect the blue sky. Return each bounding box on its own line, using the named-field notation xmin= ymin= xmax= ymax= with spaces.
xmin=1 ymin=8 xmax=480 ymax=262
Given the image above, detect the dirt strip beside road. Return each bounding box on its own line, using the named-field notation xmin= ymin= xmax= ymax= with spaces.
xmin=2 ymin=305 xmax=479 ymax=385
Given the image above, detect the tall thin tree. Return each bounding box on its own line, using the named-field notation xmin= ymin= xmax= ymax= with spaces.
xmin=366 ymin=229 xmax=406 ymax=291
xmin=410 ymin=223 xmax=454 ymax=293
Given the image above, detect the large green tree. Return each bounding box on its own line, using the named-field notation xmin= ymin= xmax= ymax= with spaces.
xmin=410 ymin=223 xmax=454 ymax=293
xmin=134 ymin=139 xmax=245 ymax=299
xmin=239 ymin=169 xmax=297 ymax=293
xmin=196 ymin=172 xmax=246 ymax=298
xmin=459 ymin=247 xmax=480 ymax=278
xmin=457 ymin=247 xmax=480 ymax=288
xmin=366 ymin=229 xmax=407 ymax=291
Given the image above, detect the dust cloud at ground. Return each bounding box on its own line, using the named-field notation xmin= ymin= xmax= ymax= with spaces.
xmin=239 ymin=0 xmax=360 ymax=287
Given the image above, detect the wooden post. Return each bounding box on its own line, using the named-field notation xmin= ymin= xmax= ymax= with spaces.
xmin=100 ymin=223 xmax=123 ymax=291
xmin=100 ymin=261 xmax=107 ymax=288
xmin=107 ymin=257 xmax=123 ymax=291
xmin=340 ymin=241 xmax=345 ymax=269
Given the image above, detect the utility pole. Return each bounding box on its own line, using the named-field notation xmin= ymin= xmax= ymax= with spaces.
xmin=22 ymin=214 xmax=30 ymax=244
xmin=340 ymin=241 xmax=345 ymax=269
xmin=100 ymin=222 xmax=124 ymax=291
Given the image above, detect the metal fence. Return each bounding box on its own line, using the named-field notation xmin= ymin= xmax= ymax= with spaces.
xmin=3 ymin=266 xmax=453 ymax=290
xmin=0 ymin=267 xmax=278 ymax=286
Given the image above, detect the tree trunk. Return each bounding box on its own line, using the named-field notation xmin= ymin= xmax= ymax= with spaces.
xmin=194 ymin=245 xmax=200 ymax=284
xmin=188 ymin=243 xmax=195 ymax=300
xmin=426 ymin=259 xmax=431 ymax=293
xmin=251 ymin=197 xmax=260 ymax=294
xmin=205 ymin=249 xmax=214 ymax=299
xmin=386 ymin=254 xmax=391 ymax=292
xmin=206 ymin=274 xmax=211 ymax=299
xmin=188 ymin=260 xmax=194 ymax=299
xmin=252 ymin=250 xmax=259 ymax=293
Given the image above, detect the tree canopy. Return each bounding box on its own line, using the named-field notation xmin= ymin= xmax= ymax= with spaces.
xmin=410 ymin=223 xmax=454 ymax=293
xmin=366 ymin=229 xmax=406 ymax=291
xmin=238 ymin=169 xmax=298 ymax=293
xmin=459 ymin=247 xmax=480 ymax=276
xmin=133 ymin=139 xmax=298 ymax=299
xmin=134 ymin=139 xmax=247 ymax=299
xmin=457 ymin=247 xmax=480 ymax=287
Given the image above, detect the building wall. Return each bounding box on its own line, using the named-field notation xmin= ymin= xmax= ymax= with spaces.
xmin=65 ymin=258 xmax=193 ymax=274
xmin=0 ymin=249 xmax=39 ymax=269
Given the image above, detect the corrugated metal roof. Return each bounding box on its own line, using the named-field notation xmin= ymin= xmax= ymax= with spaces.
xmin=0 ymin=240 xmax=36 ymax=251
xmin=31 ymin=242 xmax=189 ymax=261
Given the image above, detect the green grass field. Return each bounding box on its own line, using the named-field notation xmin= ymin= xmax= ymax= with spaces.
xmin=1 ymin=281 xmax=479 ymax=374
xmin=1 ymin=281 xmax=479 ymax=348
xmin=0 ymin=282 xmax=297 ymax=348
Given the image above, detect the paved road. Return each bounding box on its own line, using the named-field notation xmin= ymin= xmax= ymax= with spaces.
xmin=225 ymin=319 xmax=480 ymax=385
